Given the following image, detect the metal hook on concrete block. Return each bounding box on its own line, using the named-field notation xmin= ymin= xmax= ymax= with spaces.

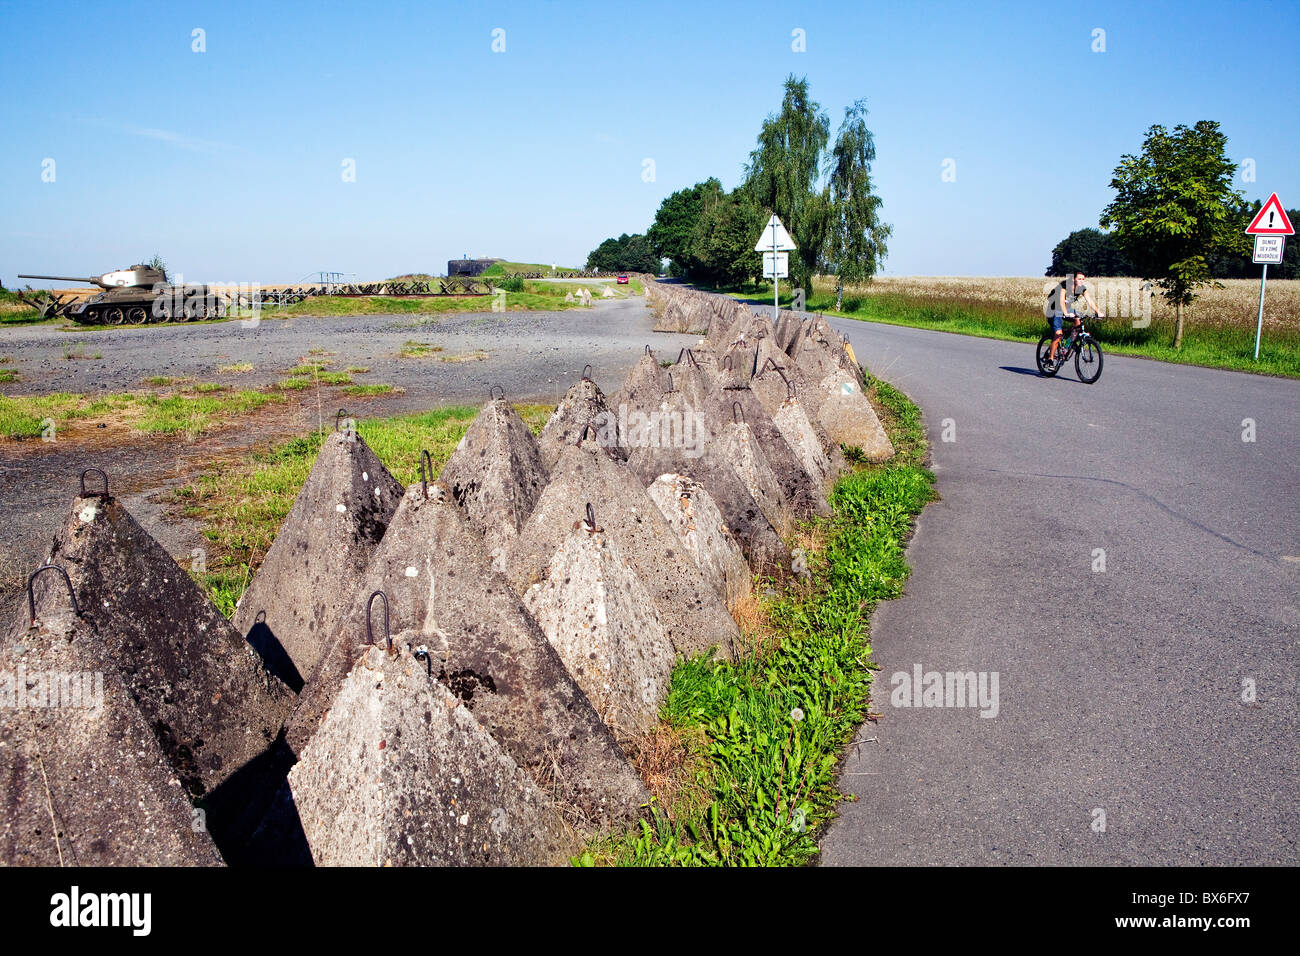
xmin=419 ymin=450 xmax=432 ymax=499
xmin=582 ymin=502 xmax=602 ymax=533
xmin=79 ymin=468 xmax=108 ymax=498
xmin=366 ymin=590 xmax=391 ymax=650
xmin=489 ymin=385 xmax=505 ymax=401
xmin=335 ymin=408 xmax=351 ymax=432
xmin=28 ymin=564 xmax=79 ymax=625
xmin=664 ymin=373 xmax=675 ymax=394
xmin=732 ymin=401 xmax=745 ymax=424
xmin=582 ymin=364 xmax=593 ymax=382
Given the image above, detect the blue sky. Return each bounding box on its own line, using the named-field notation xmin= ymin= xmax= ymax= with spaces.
xmin=2 ymin=0 xmax=1297 ymax=284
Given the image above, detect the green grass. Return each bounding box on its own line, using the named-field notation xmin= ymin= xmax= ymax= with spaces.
xmin=580 ymin=376 xmax=933 ymax=867
xmin=479 ymin=260 xmax=579 ymax=277
xmin=722 ymin=286 xmax=1300 ymax=379
xmin=346 ymin=366 xmax=370 ymax=374
xmin=0 ymin=388 xmax=282 ymax=440
xmin=176 ymin=403 xmax=553 ymax=616
xmin=400 ymin=341 xmax=443 ymax=358
xmin=341 ymin=383 xmax=399 ymax=396
xmin=260 ymin=286 xmax=585 ymax=318
xmin=145 ymin=375 xmax=185 ymax=387
xmin=0 ymin=369 xmax=16 ymax=384
xmin=0 ymin=289 xmax=53 ymax=326
xmin=192 ymin=382 xmax=228 ymax=393
xmin=134 ymin=390 xmax=277 ymax=437
xmin=217 ymin=362 xmax=254 ymax=374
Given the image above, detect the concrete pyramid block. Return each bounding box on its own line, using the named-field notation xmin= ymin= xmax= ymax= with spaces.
xmin=672 ymin=359 xmax=828 ymax=520
xmin=773 ymin=398 xmax=838 ymax=490
xmin=607 ymin=349 xmax=669 ymax=420
xmin=537 ymin=376 xmax=624 ymax=471
xmin=438 ymin=398 xmax=549 ymax=562
xmin=792 ymin=317 xmax=866 ymax=390
xmin=523 ymin=514 xmax=675 ymax=739
xmin=1 ymin=599 xmax=223 ymax=866
xmin=704 ymin=304 xmax=745 ymax=353
xmin=719 ymin=419 xmax=792 ymax=534
xmin=41 ymin=489 xmax=295 ymax=847
xmin=285 ymin=483 xmax=647 ymax=827
xmin=507 ymin=441 xmax=741 ymax=662
xmin=816 ymin=373 xmax=895 ymax=461
xmin=751 ymin=354 xmax=846 ymax=474
xmin=277 ymin=642 xmax=572 ymax=866
xmin=646 ymin=474 xmax=751 ymax=604
xmin=618 ymin=380 xmax=790 ymax=578
xmin=716 ymin=342 xmax=756 ymax=390
xmin=773 ymin=309 xmax=805 ymax=355
xmin=233 ymin=430 xmax=404 ymax=686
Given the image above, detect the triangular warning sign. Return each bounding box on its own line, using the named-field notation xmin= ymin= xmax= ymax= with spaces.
xmin=755 ymin=214 xmax=797 ymax=252
xmin=1245 ymin=193 xmax=1294 ymax=235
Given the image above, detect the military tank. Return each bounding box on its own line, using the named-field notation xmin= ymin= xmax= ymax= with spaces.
xmin=16 ymin=265 xmax=227 ymax=325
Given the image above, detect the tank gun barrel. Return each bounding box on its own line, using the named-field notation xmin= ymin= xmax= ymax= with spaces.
xmin=18 ymin=274 xmax=100 ymax=285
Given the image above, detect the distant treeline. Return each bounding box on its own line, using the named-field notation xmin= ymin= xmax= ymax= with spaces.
xmin=1050 ymin=201 xmax=1298 ymax=279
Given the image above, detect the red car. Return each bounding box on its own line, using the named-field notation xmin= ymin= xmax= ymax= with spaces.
xmin=616 ymin=274 xmax=629 ymax=284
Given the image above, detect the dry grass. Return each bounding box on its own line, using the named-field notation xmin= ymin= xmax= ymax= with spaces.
xmin=620 ymin=724 xmax=712 ymax=822
xmin=729 ymin=585 xmax=779 ymax=658
xmin=437 ymin=350 xmax=490 ymax=364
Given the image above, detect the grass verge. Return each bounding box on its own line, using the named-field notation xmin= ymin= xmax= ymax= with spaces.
xmin=176 ymin=404 xmax=553 ymax=615
xmin=578 ymin=375 xmax=933 ymax=866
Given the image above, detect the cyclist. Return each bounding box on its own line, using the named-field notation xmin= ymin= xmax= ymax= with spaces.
xmin=1045 ymin=270 xmax=1104 ymax=364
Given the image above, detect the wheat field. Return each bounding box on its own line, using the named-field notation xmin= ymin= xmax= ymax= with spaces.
xmin=817 ymin=276 xmax=1299 ymax=334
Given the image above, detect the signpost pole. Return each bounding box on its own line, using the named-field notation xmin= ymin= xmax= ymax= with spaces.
xmin=772 ymin=221 xmax=778 ymax=320
xmin=1254 ymin=262 xmax=1268 ymax=360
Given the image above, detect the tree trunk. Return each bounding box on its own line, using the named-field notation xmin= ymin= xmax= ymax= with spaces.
xmin=1173 ymin=302 xmax=1184 ymax=349
xmin=835 ymin=278 xmax=843 ymax=312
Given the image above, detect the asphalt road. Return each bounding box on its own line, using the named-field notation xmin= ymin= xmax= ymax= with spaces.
xmin=817 ymin=316 xmax=1300 ymax=865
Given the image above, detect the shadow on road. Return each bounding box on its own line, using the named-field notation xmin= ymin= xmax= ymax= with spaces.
xmin=999 ymin=365 xmax=1075 ymax=382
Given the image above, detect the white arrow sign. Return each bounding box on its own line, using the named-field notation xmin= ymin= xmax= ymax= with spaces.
xmin=755 ymin=215 xmax=796 ymax=252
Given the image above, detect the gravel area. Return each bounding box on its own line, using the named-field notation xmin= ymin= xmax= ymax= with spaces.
xmin=0 ymin=295 xmax=696 ymax=604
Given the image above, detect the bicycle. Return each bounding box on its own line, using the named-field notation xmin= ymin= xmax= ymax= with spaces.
xmin=1036 ymin=315 xmax=1103 ymax=384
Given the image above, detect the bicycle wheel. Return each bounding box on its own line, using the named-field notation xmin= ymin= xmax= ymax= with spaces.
xmin=1036 ymin=333 xmax=1060 ymax=377
xmin=1075 ymin=337 xmax=1103 ymax=384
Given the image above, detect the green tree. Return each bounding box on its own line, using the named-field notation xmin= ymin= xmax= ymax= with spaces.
xmin=1046 ymin=228 xmax=1133 ymax=276
xmin=647 ymin=179 xmax=721 ymax=276
xmin=143 ymin=254 xmax=169 ymax=279
xmin=688 ymin=189 xmax=766 ymax=288
xmin=744 ymin=75 xmax=831 ymax=291
xmin=1100 ymin=121 xmax=1250 ymax=348
xmin=584 ymin=233 xmax=660 ymax=274
xmin=824 ymin=99 xmax=891 ymax=310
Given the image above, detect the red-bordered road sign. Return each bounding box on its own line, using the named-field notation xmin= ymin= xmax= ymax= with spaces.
xmin=1245 ymin=193 xmax=1294 ymax=235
